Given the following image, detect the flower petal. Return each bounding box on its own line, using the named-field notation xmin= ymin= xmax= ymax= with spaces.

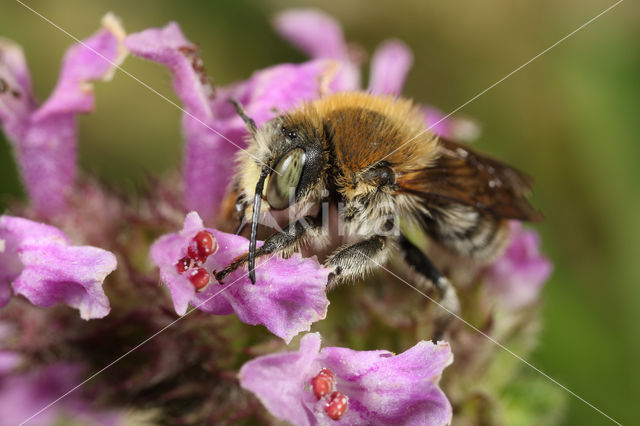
xmin=319 ymin=341 xmax=453 ymax=425
xmin=151 ymin=212 xmax=330 ymax=342
xmin=485 ymin=221 xmax=553 ymax=309
xmin=273 ymin=9 xmax=349 ymax=60
xmin=0 ymin=215 xmax=117 ymax=319
xmin=273 ymin=9 xmax=361 ymax=92
xmin=149 ymin=212 xmax=203 ymax=316
xmin=422 ymin=106 xmax=452 ymax=138
xmin=2 ymin=14 xmax=127 ymax=217
xmin=368 ymin=39 xmax=413 ymax=96
xmin=126 ymin=22 xmax=227 ymax=222
xmin=124 ymin=22 xmax=213 ymax=121
xmin=197 ymin=238 xmax=330 ymax=343
xmin=33 ymin=13 xmax=127 ymax=120
xmin=0 ymin=38 xmax=36 ymax=135
xmin=241 ymin=59 xmax=347 ymax=125
xmin=239 ymin=333 xmax=322 ymax=426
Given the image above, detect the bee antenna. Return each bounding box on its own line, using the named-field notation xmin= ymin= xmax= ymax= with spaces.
xmin=230 ymin=98 xmax=257 ymax=136
xmin=249 ymin=165 xmax=270 ymax=284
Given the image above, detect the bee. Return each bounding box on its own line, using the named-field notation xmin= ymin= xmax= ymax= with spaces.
xmin=215 ymin=92 xmax=540 ymax=327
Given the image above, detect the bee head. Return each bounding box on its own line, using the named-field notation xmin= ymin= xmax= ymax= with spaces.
xmin=259 ymin=120 xmax=326 ymax=210
xmin=231 ymin=100 xmax=327 ymax=283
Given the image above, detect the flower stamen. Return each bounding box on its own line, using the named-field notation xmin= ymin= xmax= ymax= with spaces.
xmin=311 ymin=368 xmax=335 ymax=400
xmin=325 ymin=391 xmax=349 ymax=420
xmin=174 ymin=230 xmax=218 ymax=291
xmin=175 ymin=256 xmax=193 ymax=274
xmin=188 ymin=267 xmax=210 ymax=290
xmin=189 ymin=230 xmax=218 ymax=263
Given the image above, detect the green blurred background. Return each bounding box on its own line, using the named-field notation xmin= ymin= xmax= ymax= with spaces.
xmin=1 ymin=1 xmax=638 ymax=424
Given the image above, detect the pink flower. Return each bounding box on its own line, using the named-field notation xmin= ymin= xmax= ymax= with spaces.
xmin=0 ymin=215 xmax=116 ymax=319
xmin=150 ymin=212 xmax=329 ymax=343
xmin=485 ymin=221 xmax=553 ymax=309
xmin=0 ymin=14 xmax=126 ymax=217
xmin=240 ymin=333 xmax=453 ymax=425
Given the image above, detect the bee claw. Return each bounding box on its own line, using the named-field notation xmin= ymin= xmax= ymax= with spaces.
xmin=327 ymin=266 xmax=342 ymax=287
xmin=213 ymin=270 xmax=226 ymax=285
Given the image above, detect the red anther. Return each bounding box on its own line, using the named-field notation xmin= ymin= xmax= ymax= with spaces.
xmin=188 ymin=267 xmax=210 ymax=291
xmin=187 ymin=246 xmax=199 ymax=262
xmin=325 ymin=391 xmax=349 ymax=421
xmin=175 ymin=256 xmax=193 ymax=274
xmin=190 ymin=231 xmax=217 ymax=262
xmin=311 ymin=368 xmax=335 ymax=400
xmin=317 ymin=368 xmax=335 ymax=380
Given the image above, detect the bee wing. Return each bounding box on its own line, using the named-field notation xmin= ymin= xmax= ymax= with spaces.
xmin=396 ymin=138 xmax=543 ymax=221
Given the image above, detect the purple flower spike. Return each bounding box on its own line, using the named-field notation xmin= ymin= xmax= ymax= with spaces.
xmin=0 ymin=14 xmax=126 ymax=217
xmin=485 ymin=221 xmax=553 ymax=309
xmin=240 ymin=333 xmax=453 ymax=425
xmin=368 ymin=39 xmax=413 ymax=96
xmin=0 ymin=215 xmax=117 ymax=319
xmin=150 ymin=212 xmax=330 ymax=343
xmin=127 ymin=23 xmax=349 ymax=222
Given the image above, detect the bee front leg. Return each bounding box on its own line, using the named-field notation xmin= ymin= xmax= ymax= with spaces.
xmin=215 ymin=215 xmax=320 ymax=283
xmin=399 ymin=234 xmax=460 ymax=341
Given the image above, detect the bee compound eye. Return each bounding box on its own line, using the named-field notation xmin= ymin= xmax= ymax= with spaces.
xmin=265 ymin=148 xmax=306 ymax=210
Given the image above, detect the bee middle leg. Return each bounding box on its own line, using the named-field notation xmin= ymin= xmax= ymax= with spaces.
xmin=325 ymin=235 xmax=390 ymax=286
xmin=398 ymin=234 xmax=460 ymax=341
xmin=215 ymin=215 xmax=321 ymax=283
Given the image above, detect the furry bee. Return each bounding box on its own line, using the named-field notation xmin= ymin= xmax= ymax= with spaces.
xmin=215 ymin=92 xmax=540 ymax=323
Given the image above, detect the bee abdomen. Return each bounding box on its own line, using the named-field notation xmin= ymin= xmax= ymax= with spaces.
xmin=423 ymin=202 xmax=510 ymax=263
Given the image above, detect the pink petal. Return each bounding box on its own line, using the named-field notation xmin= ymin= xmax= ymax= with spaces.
xmin=150 ymin=212 xmax=203 ymax=316
xmin=239 ymin=333 xmax=322 ymax=426
xmin=319 ymin=341 xmax=452 ymax=425
xmin=273 ymin=9 xmax=349 ymax=60
xmin=422 ymin=106 xmax=452 ymax=138
xmin=273 ymin=9 xmax=361 ymax=91
xmin=0 ymin=215 xmax=117 ymax=319
xmin=368 ymin=39 xmax=413 ymax=96
xmin=124 ymin=22 xmax=213 ymax=121
xmin=33 ymin=14 xmax=127 ymax=120
xmin=0 ymin=38 xmax=36 ymax=134
xmin=485 ymin=221 xmax=553 ymax=309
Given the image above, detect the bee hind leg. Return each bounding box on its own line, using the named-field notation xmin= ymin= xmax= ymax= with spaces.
xmin=399 ymin=234 xmax=460 ymax=342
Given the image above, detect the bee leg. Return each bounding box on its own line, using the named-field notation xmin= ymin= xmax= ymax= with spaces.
xmin=215 ymin=215 xmax=320 ymax=283
xmin=326 ymin=235 xmax=389 ymax=287
xmin=399 ymin=234 xmax=460 ymax=341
